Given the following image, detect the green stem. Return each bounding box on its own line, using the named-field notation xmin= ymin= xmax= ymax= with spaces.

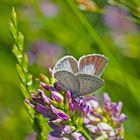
xmin=78 ymin=127 xmax=92 ymax=140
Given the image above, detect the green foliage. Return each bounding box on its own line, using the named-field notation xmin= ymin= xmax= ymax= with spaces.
xmin=10 ymin=8 xmax=32 ymax=97
xmin=40 ymin=73 xmax=50 ymax=84
xmin=10 ymin=7 xmax=48 ymax=140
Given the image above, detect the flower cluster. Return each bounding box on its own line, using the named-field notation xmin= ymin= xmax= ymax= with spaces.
xmin=84 ymin=93 xmax=127 ymax=139
xmin=26 ymin=74 xmax=127 ymax=140
xmin=26 ymin=73 xmax=89 ymax=139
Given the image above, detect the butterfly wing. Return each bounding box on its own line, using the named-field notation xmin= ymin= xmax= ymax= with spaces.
xmin=78 ymin=54 xmax=108 ymax=77
xmin=53 ymin=56 xmax=78 ymax=75
xmin=54 ymin=70 xmax=78 ymax=94
xmin=77 ymin=74 xmax=104 ymax=96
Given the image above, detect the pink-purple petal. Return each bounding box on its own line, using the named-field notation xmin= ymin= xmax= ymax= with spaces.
xmin=51 ymin=105 xmax=69 ymax=121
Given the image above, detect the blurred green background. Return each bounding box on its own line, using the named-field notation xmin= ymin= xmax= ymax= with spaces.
xmin=0 ymin=0 xmax=140 ymax=139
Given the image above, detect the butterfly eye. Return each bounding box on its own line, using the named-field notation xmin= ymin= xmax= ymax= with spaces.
xmin=80 ymin=96 xmax=84 ymax=100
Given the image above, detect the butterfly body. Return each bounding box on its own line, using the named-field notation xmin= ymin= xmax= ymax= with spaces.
xmin=53 ymin=54 xmax=108 ymax=97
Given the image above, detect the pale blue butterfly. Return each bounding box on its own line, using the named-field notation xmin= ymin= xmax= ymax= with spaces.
xmin=52 ymin=54 xmax=108 ymax=98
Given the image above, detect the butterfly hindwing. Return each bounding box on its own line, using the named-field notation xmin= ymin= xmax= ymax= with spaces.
xmin=77 ymin=74 xmax=104 ymax=96
xmin=53 ymin=56 xmax=78 ymax=75
xmin=78 ymin=54 xmax=108 ymax=77
xmin=54 ymin=70 xmax=78 ymax=93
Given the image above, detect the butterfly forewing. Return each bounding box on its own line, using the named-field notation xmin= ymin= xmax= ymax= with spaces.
xmin=78 ymin=54 xmax=108 ymax=77
xmin=54 ymin=71 xmax=78 ymax=93
xmin=77 ymin=74 xmax=104 ymax=96
xmin=53 ymin=56 xmax=78 ymax=75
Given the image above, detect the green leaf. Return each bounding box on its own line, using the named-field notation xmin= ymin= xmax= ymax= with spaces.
xmin=24 ymin=101 xmax=35 ymax=120
xmin=40 ymin=73 xmax=50 ymax=84
xmin=22 ymin=54 xmax=28 ymax=73
xmin=9 ymin=21 xmax=17 ymax=41
xmin=27 ymin=74 xmax=33 ymax=92
xmin=39 ymin=115 xmax=50 ymax=140
xmin=76 ymin=117 xmax=83 ymax=128
xmin=11 ymin=7 xmax=17 ymax=28
xmin=12 ymin=44 xmax=22 ymax=65
xmin=16 ymin=64 xmax=26 ymax=84
xmin=18 ymin=32 xmax=24 ymax=52
xmin=20 ymin=83 xmax=29 ymax=98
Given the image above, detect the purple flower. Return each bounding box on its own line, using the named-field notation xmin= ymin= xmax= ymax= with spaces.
xmin=51 ymin=91 xmax=64 ymax=104
xmin=50 ymin=105 xmax=69 ymax=121
xmin=48 ymin=132 xmax=63 ymax=140
xmin=103 ymin=5 xmax=138 ymax=51
xmin=26 ymin=81 xmax=89 ymax=138
xmin=103 ymin=6 xmax=137 ymax=34
xmin=72 ymin=132 xmax=86 ymax=140
xmin=48 ymin=131 xmax=85 ymax=140
xmin=103 ymin=93 xmax=128 ymax=124
xmin=26 ymin=72 xmax=127 ymax=139
xmin=84 ymin=93 xmax=127 ymax=139
xmin=40 ymin=0 xmax=59 ymax=17
xmin=28 ymin=40 xmax=64 ymax=68
xmin=40 ymin=82 xmax=57 ymax=92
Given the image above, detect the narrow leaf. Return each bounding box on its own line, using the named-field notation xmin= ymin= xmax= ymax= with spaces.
xmin=16 ymin=64 xmax=26 ymax=84
xmin=18 ymin=32 xmax=24 ymax=51
xmin=12 ymin=44 xmax=22 ymax=64
xmin=27 ymin=74 xmax=33 ymax=92
xmin=40 ymin=73 xmax=50 ymax=84
xmin=22 ymin=54 xmax=28 ymax=73
xmin=9 ymin=21 xmax=17 ymax=41
xmin=11 ymin=7 xmax=17 ymax=28
xmin=20 ymin=83 xmax=29 ymax=98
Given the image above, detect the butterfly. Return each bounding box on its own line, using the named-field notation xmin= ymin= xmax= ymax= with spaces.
xmin=52 ymin=54 xmax=108 ymax=98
